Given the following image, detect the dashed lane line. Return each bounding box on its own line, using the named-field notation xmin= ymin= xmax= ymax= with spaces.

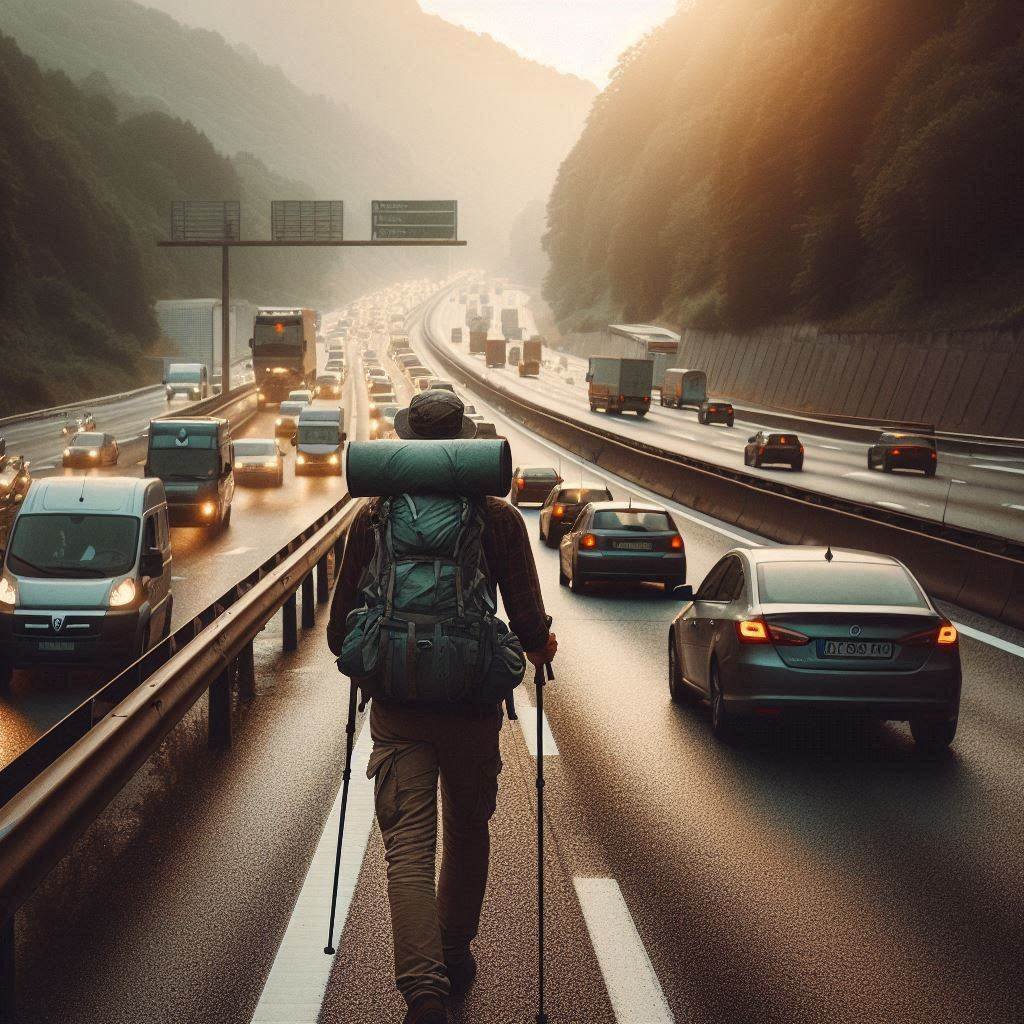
xmin=574 ymin=878 xmax=676 ymax=1024
xmin=515 ymin=686 xmax=560 ymax=757
xmin=970 ymin=463 xmax=1024 ymax=476
xmin=251 ymin=718 xmax=375 ymax=1024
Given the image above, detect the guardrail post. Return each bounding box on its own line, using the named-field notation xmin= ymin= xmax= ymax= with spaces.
xmin=333 ymin=538 xmax=344 ymax=579
xmin=283 ymin=593 xmax=298 ymax=652
xmin=301 ymin=574 xmax=315 ymax=629
xmin=237 ymin=641 xmax=256 ymax=703
xmin=316 ymin=555 xmax=329 ymax=605
xmin=0 ymin=915 xmax=15 ymax=1024
xmin=209 ymin=665 xmax=233 ymax=749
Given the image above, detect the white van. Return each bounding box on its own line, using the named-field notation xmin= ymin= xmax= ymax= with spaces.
xmin=0 ymin=477 xmax=173 ymax=683
xmin=165 ymin=362 xmax=209 ymax=401
xmin=293 ymin=407 xmax=345 ymax=475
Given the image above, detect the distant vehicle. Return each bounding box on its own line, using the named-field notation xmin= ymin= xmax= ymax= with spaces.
xmin=408 ymin=366 xmax=432 ymax=383
xmin=469 ymin=317 xmax=489 ymax=354
xmin=538 ymin=484 xmax=613 ymax=547
xmin=293 ymin=407 xmax=345 ymax=475
xmin=387 ymin=335 xmax=410 ymax=356
xmin=559 ymin=501 xmax=686 ymax=595
xmin=145 ymin=417 xmax=234 ymax=529
xmin=63 ymin=432 xmax=119 ymax=468
xmin=668 ymin=546 xmax=961 ymax=752
xmin=485 ymin=338 xmax=507 ymax=368
xmin=511 ymin=466 xmax=563 ymax=506
xmin=0 ymin=477 xmax=173 ymax=683
xmin=286 ymin=389 xmax=314 ymax=406
xmin=661 ymin=368 xmax=707 ymax=410
xmin=472 ymin=421 xmax=504 ymax=440
xmin=451 ymin=327 xmax=464 ymax=344
xmin=233 ymin=438 xmax=285 ymax=487
xmin=276 ymin=401 xmax=306 ymax=437
xmin=164 ymin=362 xmax=210 ymax=401
xmin=0 ymin=455 xmax=31 ymax=508
xmin=60 ymin=411 xmax=96 ymax=437
xmin=251 ymin=307 xmax=317 ymax=407
xmin=427 ymin=379 xmax=456 ymax=393
xmin=867 ymin=433 xmax=937 ymax=477
xmin=500 ymin=307 xmax=520 ymax=339
xmin=509 ymin=346 xmax=521 ymax=366
xmin=587 ymin=357 xmax=654 ymax=416
xmin=744 ymin=431 xmax=804 ymax=471
xmin=398 ymin=354 xmax=420 ymax=369
xmin=370 ymin=404 xmax=400 ymax=439
xmin=415 ymin=377 xmax=436 ymax=392
xmin=698 ymin=400 xmax=734 ymax=427
xmin=316 ymin=373 xmax=343 ymax=400
xmin=325 ymin=359 xmax=345 ymax=374
xmin=518 ymin=338 xmax=543 ymax=378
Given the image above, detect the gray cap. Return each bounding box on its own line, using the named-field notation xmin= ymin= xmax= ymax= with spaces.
xmin=393 ymin=389 xmax=477 ymax=440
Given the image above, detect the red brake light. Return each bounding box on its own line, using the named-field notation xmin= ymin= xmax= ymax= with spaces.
xmin=891 ymin=448 xmax=901 ymax=456
xmin=799 ymin=445 xmax=805 ymax=454
xmin=931 ymin=451 xmax=937 ymax=459
xmin=758 ymin=446 xmax=766 ymax=456
xmin=767 ymin=624 xmax=810 ymax=646
xmin=581 ymin=533 xmax=598 ymax=549
xmin=618 ymin=394 xmax=625 ymax=402
xmin=552 ymin=504 xmax=565 ymax=518
xmin=737 ymin=619 xmax=770 ymax=643
xmin=669 ymin=534 xmax=683 ymax=550
xmin=515 ymin=477 xmax=525 ymax=489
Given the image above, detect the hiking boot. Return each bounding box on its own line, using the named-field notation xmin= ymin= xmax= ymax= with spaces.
xmin=446 ymin=950 xmax=478 ymax=995
xmin=403 ymin=994 xmax=448 ymax=1024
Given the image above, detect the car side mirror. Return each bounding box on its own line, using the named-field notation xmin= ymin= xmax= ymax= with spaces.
xmin=585 ymin=372 xmax=593 ymax=382
xmin=747 ymin=436 xmax=757 ymax=444
xmin=341 ymin=432 xmax=347 ymax=443
xmin=248 ymin=338 xmax=254 ymax=350
xmin=139 ymin=549 xmax=163 ymax=578
xmin=673 ymin=584 xmax=694 ymax=601
xmin=223 ymin=462 xmax=232 ymax=476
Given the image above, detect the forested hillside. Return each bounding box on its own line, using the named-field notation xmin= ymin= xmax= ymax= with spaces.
xmin=544 ymin=0 xmax=1024 ymax=333
xmin=0 ymin=34 xmax=351 ymax=414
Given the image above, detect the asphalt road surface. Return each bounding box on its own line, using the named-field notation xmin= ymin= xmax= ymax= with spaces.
xmin=12 ymin=286 xmax=1024 ymax=1024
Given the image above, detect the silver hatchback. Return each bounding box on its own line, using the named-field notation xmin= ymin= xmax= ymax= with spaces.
xmin=668 ymin=546 xmax=962 ymax=752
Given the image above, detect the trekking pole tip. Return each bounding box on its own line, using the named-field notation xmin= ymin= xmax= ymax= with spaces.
xmin=324 ymin=944 xmax=336 ymax=956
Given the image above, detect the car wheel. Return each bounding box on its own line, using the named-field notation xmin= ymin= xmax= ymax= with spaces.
xmin=223 ymin=505 xmax=232 ymax=529
xmin=544 ymin=531 xmax=559 ymax=550
xmin=589 ymin=403 xmax=597 ymax=413
xmin=753 ymin=456 xmax=762 ymax=469
xmin=709 ymin=661 xmax=735 ymax=742
xmin=727 ymin=418 xmax=734 ymax=427
xmin=558 ymin=563 xmax=568 ymax=587
xmin=793 ymin=458 xmax=803 ymax=471
xmin=635 ymin=410 xmax=647 ymax=418
xmin=569 ymin=564 xmax=586 ymax=593
xmin=925 ymin=466 xmax=937 ymax=478
xmin=0 ymin=661 xmax=12 ymax=689
xmin=668 ymin=637 xmax=686 ymax=704
xmin=910 ymin=714 xmax=957 ymax=756
xmin=743 ymin=450 xmax=750 ymax=466
xmin=883 ymin=459 xmax=893 ymax=473
xmin=867 ymin=454 xmax=874 ymax=470
xmin=662 ymin=578 xmax=680 ymax=598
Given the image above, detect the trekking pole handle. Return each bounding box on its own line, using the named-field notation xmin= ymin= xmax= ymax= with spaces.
xmin=534 ymin=661 xmax=554 ymax=685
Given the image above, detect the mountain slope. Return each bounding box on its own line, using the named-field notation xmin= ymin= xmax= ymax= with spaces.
xmin=136 ymin=0 xmax=597 ymax=256
xmin=543 ymin=0 xmax=1024 ymax=333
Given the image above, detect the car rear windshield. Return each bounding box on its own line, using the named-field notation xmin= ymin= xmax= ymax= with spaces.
xmin=8 ymin=514 xmax=140 ymax=579
xmin=523 ymin=469 xmax=558 ymax=480
xmin=235 ymin=441 xmax=275 ymax=456
xmin=593 ymin=510 xmax=672 ymax=532
xmin=767 ymin=434 xmax=799 ymax=445
xmin=757 ymin=562 xmax=926 ymax=607
xmin=558 ymin=488 xmax=611 ymax=505
xmin=889 ymin=435 xmax=936 ymax=448
xmin=71 ymin=433 xmax=104 ymax=446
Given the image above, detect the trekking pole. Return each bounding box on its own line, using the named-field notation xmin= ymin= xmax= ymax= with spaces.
xmin=324 ymin=678 xmax=359 ymax=955
xmin=534 ymin=660 xmax=554 ymax=1024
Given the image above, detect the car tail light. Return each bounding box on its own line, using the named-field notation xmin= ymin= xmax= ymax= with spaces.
xmin=758 ymin=446 xmax=766 ymax=456
xmin=891 ymin=448 xmax=901 ymax=456
xmin=799 ymin=445 xmax=805 ymax=454
xmin=767 ymin=624 xmax=810 ymax=646
xmin=937 ymin=622 xmax=958 ymax=645
xmin=515 ymin=477 xmax=525 ymax=490
xmin=580 ymin=533 xmax=598 ymax=549
xmin=669 ymin=534 xmax=683 ymax=550
xmin=618 ymin=394 xmax=625 ymax=402
xmin=900 ymin=622 xmax=958 ymax=647
xmin=931 ymin=451 xmax=937 ymax=460
xmin=552 ymin=504 xmax=565 ymax=518
xmin=736 ymin=619 xmax=770 ymax=644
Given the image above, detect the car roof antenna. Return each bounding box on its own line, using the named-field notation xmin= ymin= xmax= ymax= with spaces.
xmin=824 ymin=544 xmax=834 ymax=562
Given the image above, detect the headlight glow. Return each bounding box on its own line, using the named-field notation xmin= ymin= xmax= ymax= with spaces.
xmin=108 ymin=578 xmax=137 ymax=607
xmin=89 ymin=451 xmax=98 ymax=458
xmin=296 ymin=454 xmax=306 ymax=465
xmin=328 ymin=454 xmax=339 ymax=465
xmin=63 ymin=448 xmax=71 ymax=456
xmin=263 ymin=460 xmax=278 ymax=469
xmin=200 ymin=501 xmax=217 ymax=517
xmin=275 ymin=418 xmax=283 ymax=425
xmin=235 ymin=461 xmax=244 ymax=469
xmin=0 ymin=577 xmax=15 ymax=606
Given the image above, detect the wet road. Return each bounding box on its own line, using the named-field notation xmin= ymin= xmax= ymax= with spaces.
xmin=10 ymin=287 xmax=1024 ymax=1024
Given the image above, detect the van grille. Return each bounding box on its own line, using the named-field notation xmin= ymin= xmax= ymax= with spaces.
xmin=15 ymin=614 xmax=103 ymax=638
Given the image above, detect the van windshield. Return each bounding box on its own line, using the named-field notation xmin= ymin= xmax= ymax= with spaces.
xmin=167 ymin=367 xmax=201 ymax=384
xmin=148 ymin=449 xmax=220 ymax=480
xmin=299 ymin=426 xmax=340 ymax=445
xmin=7 ymin=514 xmax=140 ymax=578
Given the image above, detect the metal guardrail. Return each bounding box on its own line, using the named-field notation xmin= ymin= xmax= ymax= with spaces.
xmin=421 ymin=293 xmax=1024 ymax=631
xmin=0 ymin=493 xmax=358 ymax=1015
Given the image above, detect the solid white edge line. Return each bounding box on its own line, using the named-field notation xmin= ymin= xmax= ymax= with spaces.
xmin=515 ymin=688 xmax=560 ymax=757
xmin=952 ymin=622 xmax=1024 ymax=660
xmin=574 ymin=877 xmax=676 ymax=1024
xmin=251 ymin=719 xmax=375 ymax=1023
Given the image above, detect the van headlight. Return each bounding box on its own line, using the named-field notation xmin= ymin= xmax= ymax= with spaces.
xmin=200 ymin=501 xmax=217 ymax=517
xmin=296 ymin=454 xmax=306 ymax=465
xmin=328 ymin=453 xmax=339 ymax=465
xmin=275 ymin=418 xmax=283 ymax=426
xmin=0 ymin=577 xmax=16 ymax=606
xmin=108 ymin=578 xmax=136 ymax=607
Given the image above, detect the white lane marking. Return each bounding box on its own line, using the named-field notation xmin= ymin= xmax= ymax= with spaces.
xmin=171 ymin=575 xmax=186 ymax=582
xmin=954 ymin=623 xmax=1024 ymax=660
xmin=219 ymin=546 xmax=255 ymax=557
xmin=574 ymin=878 xmax=675 ymax=1024
xmin=818 ymin=444 xmax=842 ymax=451
xmin=116 ymin=435 xmax=140 ymax=444
xmin=952 ymin=479 xmax=967 ymax=485
xmin=251 ymin=719 xmax=375 ymax=1023
xmin=970 ymin=463 xmax=1024 ymax=476
xmin=1002 ymin=503 xmax=1024 ymax=512
xmin=875 ymin=500 xmax=906 ymax=510
xmin=515 ymin=688 xmax=560 ymax=756
xmin=842 ymin=471 xmax=876 ymax=480
xmin=33 ymin=463 xmax=54 ymax=471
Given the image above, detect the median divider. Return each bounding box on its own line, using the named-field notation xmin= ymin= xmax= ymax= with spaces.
xmin=420 ymin=295 xmax=1024 ymax=632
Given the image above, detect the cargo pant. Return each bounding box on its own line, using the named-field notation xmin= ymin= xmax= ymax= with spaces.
xmin=367 ymin=700 xmax=503 ymax=1006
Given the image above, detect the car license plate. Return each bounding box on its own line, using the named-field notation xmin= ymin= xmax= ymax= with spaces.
xmin=615 ymin=541 xmax=652 ymax=551
xmin=39 ymin=640 xmax=74 ymax=652
xmin=821 ymin=640 xmax=892 ymax=659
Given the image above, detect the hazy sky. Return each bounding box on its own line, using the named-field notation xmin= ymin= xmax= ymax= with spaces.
xmin=418 ymin=0 xmax=679 ymax=85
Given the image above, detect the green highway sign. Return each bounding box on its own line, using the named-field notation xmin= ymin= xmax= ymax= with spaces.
xmin=372 ymin=200 xmax=457 ymax=240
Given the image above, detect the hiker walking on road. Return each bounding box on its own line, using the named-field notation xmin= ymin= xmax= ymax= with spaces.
xmin=327 ymin=390 xmax=557 ymax=1024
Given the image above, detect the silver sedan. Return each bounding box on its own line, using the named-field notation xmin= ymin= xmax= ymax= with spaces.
xmin=668 ymin=546 xmax=962 ymax=753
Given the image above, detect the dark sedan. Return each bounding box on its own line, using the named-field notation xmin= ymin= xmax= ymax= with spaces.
xmin=867 ymin=432 xmax=937 ymax=476
xmin=538 ymin=484 xmax=613 ymax=547
xmin=559 ymin=501 xmax=686 ymax=594
xmin=62 ymin=432 xmax=119 ymax=467
xmin=744 ymin=431 xmax=804 ymax=470
xmin=698 ymin=400 xmax=735 ymax=426
xmin=668 ymin=546 xmax=961 ymax=752
xmin=511 ymin=466 xmax=563 ymax=506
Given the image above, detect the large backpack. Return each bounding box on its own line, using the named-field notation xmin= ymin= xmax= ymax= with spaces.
xmin=339 ymin=494 xmax=526 ymax=705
